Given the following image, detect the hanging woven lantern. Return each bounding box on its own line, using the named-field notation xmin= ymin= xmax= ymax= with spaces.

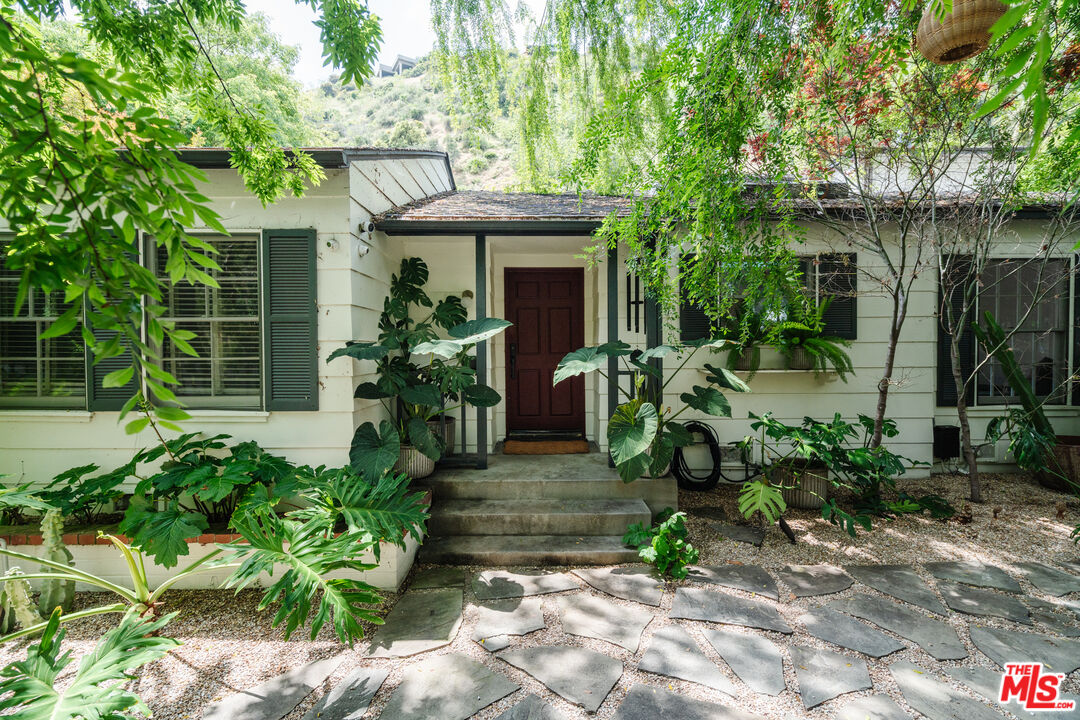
xmin=916 ymin=0 xmax=1007 ymax=65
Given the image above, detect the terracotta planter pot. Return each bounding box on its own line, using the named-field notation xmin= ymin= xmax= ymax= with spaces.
xmin=772 ymin=461 xmax=829 ymax=510
xmin=917 ymin=0 xmax=1007 ymax=65
xmin=394 ymin=445 xmax=435 ymax=480
xmin=1036 ymin=435 xmax=1080 ymax=493
xmin=427 ymin=417 xmax=456 ymax=456
xmin=787 ymin=347 xmax=814 ymax=370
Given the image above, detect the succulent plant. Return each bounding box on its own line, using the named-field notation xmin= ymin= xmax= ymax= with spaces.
xmin=37 ymin=509 xmax=75 ymax=615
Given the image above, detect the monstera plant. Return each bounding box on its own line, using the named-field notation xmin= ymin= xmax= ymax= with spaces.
xmin=328 ymin=258 xmax=510 ymax=479
xmin=554 ymin=339 xmax=750 ymax=482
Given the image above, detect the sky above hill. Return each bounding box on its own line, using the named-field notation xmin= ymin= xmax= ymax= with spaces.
xmin=247 ymin=0 xmax=543 ymax=86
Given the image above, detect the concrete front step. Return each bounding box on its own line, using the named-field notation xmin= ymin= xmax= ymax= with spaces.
xmin=419 ymin=534 xmax=640 ymax=565
xmin=427 ymin=498 xmax=651 ymax=537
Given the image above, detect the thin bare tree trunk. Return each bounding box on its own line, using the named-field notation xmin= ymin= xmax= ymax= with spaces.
xmin=950 ymin=334 xmax=981 ymax=501
xmin=871 ymin=294 xmax=905 ymax=449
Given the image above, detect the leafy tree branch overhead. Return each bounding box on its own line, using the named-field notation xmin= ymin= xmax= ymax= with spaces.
xmin=0 ymin=0 xmax=382 ymax=433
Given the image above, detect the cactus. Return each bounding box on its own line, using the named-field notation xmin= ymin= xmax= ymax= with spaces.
xmin=38 ymin=509 xmax=75 ymax=615
xmin=0 ymin=568 xmax=43 ymax=633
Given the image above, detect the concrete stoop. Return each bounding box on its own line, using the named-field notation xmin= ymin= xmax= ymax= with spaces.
xmin=416 ymin=453 xmax=676 ymax=566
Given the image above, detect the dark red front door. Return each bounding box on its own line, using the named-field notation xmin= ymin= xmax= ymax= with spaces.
xmin=504 ymin=268 xmax=585 ymax=434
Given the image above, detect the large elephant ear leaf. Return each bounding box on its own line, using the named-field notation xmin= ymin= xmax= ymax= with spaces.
xmin=406 ymin=417 xmax=443 ymax=461
xmin=679 ymin=385 xmax=733 ymax=417
xmin=597 ymin=341 xmax=633 ymax=356
xmin=616 ymin=452 xmax=652 ymax=483
xmin=639 ymin=344 xmax=677 ymax=360
xmin=399 ymin=382 xmax=441 ymax=407
xmin=354 ymin=381 xmax=392 ymax=400
xmin=608 ymin=401 xmax=659 ymax=466
xmin=554 ymin=346 xmax=608 ymax=385
xmin=448 ymin=317 xmax=512 ymax=344
xmin=349 ymin=421 xmax=400 ymax=478
xmin=703 ymin=363 xmax=751 ymax=393
xmin=649 ymin=435 xmax=675 ymax=476
xmin=664 ymin=421 xmax=694 ymax=448
xmin=327 ymin=342 xmax=390 ymax=363
xmin=682 ymin=337 xmax=736 ymax=350
xmin=463 ymin=383 xmax=501 ymax=407
xmin=412 ymin=339 xmax=462 ymax=359
xmin=0 ymin=608 xmax=180 ymax=719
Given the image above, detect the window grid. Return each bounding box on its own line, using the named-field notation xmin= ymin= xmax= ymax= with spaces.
xmin=974 ymin=258 xmax=1073 ymax=407
xmin=154 ymin=235 xmax=263 ymax=408
xmin=0 ymin=246 xmax=86 ymax=407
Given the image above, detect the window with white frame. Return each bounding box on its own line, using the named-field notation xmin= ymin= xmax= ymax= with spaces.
xmin=153 ymin=234 xmax=262 ymax=408
xmin=0 ymin=245 xmax=86 ymax=406
xmin=975 ymin=258 xmax=1072 ymax=405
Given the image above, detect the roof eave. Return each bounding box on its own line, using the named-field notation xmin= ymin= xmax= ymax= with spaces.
xmin=375 ymin=218 xmax=608 ymax=236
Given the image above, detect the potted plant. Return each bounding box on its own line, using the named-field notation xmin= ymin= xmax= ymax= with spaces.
xmin=774 ymin=299 xmax=855 ymax=379
xmin=553 ymin=338 xmax=750 ymax=482
xmin=724 ymin=312 xmax=769 ymax=373
xmin=328 ymin=257 xmax=509 ymax=480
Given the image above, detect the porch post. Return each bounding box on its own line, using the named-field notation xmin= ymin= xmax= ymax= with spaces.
xmin=475 ymin=234 xmax=488 ymax=470
xmin=607 ymin=245 xmax=618 ymax=467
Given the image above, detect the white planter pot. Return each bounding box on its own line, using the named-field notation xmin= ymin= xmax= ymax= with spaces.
xmin=395 ymin=445 xmax=435 ymax=480
xmin=427 ymin=417 xmax=456 ymax=456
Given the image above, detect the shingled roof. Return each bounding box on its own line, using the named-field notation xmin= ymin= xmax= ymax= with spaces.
xmin=374 ymin=191 xmax=637 ymax=234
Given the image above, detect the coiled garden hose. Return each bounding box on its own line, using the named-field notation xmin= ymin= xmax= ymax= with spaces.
xmin=671 ymin=420 xmax=725 ymax=491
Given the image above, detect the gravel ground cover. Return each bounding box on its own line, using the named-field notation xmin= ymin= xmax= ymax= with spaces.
xmin=1 ymin=471 xmax=1077 ymax=720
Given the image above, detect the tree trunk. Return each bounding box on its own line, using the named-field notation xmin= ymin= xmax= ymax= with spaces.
xmin=871 ymin=298 xmax=905 ymax=449
xmin=950 ymin=334 xmax=982 ymax=502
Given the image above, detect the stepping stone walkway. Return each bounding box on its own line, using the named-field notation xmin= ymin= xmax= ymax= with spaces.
xmin=572 ymin=567 xmax=663 ymax=606
xmin=1028 ymin=598 xmax=1080 ymax=637
xmin=555 ymin=593 xmax=653 ymax=651
xmin=777 ymin=564 xmax=853 ymax=597
xmin=835 ymin=695 xmax=909 ymax=720
xmin=203 ymin=657 xmax=341 ymax=720
xmin=712 ymin=522 xmax=766 ymax=547
xmin=845 ymin=564 xmax=947 ymax=615
xmin=381 ymin=653 xmax=518 ymax=720
xmin=890 ymin=662 xmax=1005 ymax=720
xmin=798 ymin=606 xmax=906 ymax=657
xmin=925 ymin=560 xmax=1022 ymax=593
xmin=494 ymin=694 xmax=567 ymax=720
xmin=789 ymin=645 xmax=871 ymax=709
xmin=612 ymin=685 xmax=767 ymax=720
xmin=969 ymin=625 xmax=1080 ymax=673
xmin=411 ymin=566 xmax=466 ymax=589
xmin=637 ymin=624 xmax=737 ymax=696
xmin=474 ymin=570 xmax=580 ymax=600
xmin=472 ymin=598 xmax=546 ymax=651
xmin=937 ymin=580 xmax=1032 ymax=624
xmin=300 ymin=667 xmax=388 ymax=720
xmin=671 ymin=586 xmax=792 ymax=633
xmin=500 ymin=646 xmax=622 ymax=712
xmin=366 ymin=588 xmax=463 ymax=658
xmin=829 ymin=594 xmax=968 ymax=660
xmin=687 ymin=564 xmax=779 ymax=600
xmin=702 ymin=627 xmax=786 ymax=695
xmin=947 ymin=665 xmax=1080 ymax=720
xmin=1016 ymin=561 xmax=1080 ymax=596
xmin=1058 ymin=557 xmax=1080 ymax=575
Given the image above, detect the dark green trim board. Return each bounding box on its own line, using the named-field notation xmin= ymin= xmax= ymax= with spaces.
xmin=607 ymin=246 xmax=619 ymax=468
xmin=475 ymin=234 xmax=488 ymax=469
xmin=262 ymin=229 xmax=319 ymax=411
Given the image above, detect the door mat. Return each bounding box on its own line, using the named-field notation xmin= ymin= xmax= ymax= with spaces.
xmin=503 ymin=439 xmax=590 ymax=455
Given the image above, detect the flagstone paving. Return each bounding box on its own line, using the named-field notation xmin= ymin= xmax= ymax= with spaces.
xmin=554 ymin=593 xmax=653 ymax=651
xmin=828 ymin=593 xmax=969 ymax=660
xmin=776 ymin=564 xmax=853 ymax=597
xmin=844 ymin=564 xmax=948 ymax=614
xmin=637 ymin=624 xmax=738 ymax=696
xmin=798 ymin=606 xmax=906 ymax=657
xmin=702 ymin=627 xmax=787 ymax=695
xmin=670 ymin=586 xmax=793 ymax=633
xmin=711 ymin=521 xmax=766 ymax=547
xmin=571 ymin=566 xmax=663 ymax=605
xmin=936 ymin=580 xmax=1032 ymax=624
xmin=201 ymin=561 xmax=1080 ymax=719
xmin=1016 ymin=561 xmax=1080 ymax=596
xmin=925 ymin=560 xmax=1023 ymax=593
xmin=687 ymin=564 xmax=780 ymax=599
xmin=789 ymin=645 xmax=872 ymax=709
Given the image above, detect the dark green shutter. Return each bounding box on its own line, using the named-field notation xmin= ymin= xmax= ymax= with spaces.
xmin=679 ymin=254 xmax=712 ymax=341
xmin=262 ymin=229 xmax=318 ymax=411
xmin=819 ymin=253 xmax=857 ymax=339
xmin=937 ymin=255 xmax=975 ymax=407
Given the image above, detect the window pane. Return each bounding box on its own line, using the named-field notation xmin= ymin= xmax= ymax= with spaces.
xmin=976 ymin=259 xmax=1071 ymax=405
xmin=154 ymin=235 xmax=261 ymax=407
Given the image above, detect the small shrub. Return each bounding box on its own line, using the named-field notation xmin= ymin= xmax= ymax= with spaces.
xmin=623 ymin=509 xmax=698 ymax=579
xmin=40 ymin=463 xmax=128 ymax=525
